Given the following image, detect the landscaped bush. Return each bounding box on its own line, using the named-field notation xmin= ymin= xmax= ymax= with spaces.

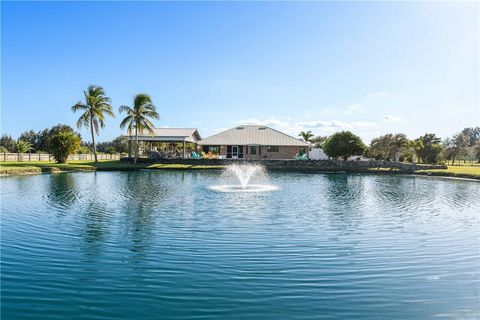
xmin=49 ymin=131 xmax=81 ymax=163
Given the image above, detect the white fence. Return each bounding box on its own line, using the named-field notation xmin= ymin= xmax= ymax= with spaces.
xmin=1 ymin=153 xmax=123 ymax=162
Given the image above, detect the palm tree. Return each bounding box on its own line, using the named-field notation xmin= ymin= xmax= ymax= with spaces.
xmin=389 ymin=134 xmax=409 ymax=162
xmin=299 ymin=131 xmax=314 ymax=142
xmin=119 ymin=94 xmax=159 ymax=163
xmin=71 ymin=85 xmax=114 ymax=162
xmin=16 ymin=140 xmax=33 ymax=162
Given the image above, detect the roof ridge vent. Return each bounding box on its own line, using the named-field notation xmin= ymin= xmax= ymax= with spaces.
xmin=258 ymin=126 xmax=267 ymax=130
xmin=237 ymin=126 xmax=245 ymax=130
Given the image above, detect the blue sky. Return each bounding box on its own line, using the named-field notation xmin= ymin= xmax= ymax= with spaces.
xmin=1 ymin=1 xmax=478 ymax=143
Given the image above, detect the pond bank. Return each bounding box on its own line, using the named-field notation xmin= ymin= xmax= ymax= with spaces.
xmin=1 ymin=160 xmax=479 ymax=180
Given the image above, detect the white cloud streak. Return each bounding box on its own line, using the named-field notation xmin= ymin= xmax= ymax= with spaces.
xmin=235 ymin=117 xmax=378 ymax=137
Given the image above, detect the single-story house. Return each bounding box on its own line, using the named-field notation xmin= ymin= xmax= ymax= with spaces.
xmin=199 ymin=125 xmax=311 ymax=159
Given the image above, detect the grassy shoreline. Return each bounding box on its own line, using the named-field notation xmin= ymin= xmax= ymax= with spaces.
xmin=1 ymin=160 xmax=479 ymax=180
xmin=0 ymin=161 xmax=225 ymax=175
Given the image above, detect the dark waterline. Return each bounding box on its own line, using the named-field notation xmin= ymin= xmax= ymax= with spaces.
xmin=1 ymin=171 xmax=479 ymax=319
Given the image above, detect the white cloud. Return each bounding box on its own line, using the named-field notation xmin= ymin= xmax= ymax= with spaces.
xmin=235 ymin=117 xmax=290 ymax=129
xmin=343 ymin=104 xmax=364 ymax=115
xmin=234 ymin=117 xmax=378 ymax=138
xmin=383 ymin=115 xmax=404 ymax=123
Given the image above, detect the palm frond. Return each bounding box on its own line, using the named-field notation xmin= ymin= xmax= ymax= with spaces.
xmin=76 ymin=112 xmax=90 ymax=129
xmin=119 ymin=105 xmax=132 ymax=114
xmin=120 ymin=116 xmax=133 ymax=130
xmin=71 ymin=102 xmax=88 ymax=112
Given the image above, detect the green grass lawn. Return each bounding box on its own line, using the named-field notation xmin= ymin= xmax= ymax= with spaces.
xmin=0 ymin=160 xmax=225 ymax=175
xmin=416 ymin=165 xmax=480 ymax=179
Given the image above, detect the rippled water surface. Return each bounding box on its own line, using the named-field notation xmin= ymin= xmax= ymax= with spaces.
xmin=1 ymin=171 xmax=479 ymax=319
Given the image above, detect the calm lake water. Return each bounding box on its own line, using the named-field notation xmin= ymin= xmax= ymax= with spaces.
xmin=1 ymin=171 xmax=479 ymax=319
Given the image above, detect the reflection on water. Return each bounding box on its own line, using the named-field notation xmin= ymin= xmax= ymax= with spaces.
xmin=1 ymin=171 xmax=479 ymax=320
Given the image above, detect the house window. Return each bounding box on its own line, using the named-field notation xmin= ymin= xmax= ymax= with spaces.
xmin=209 ymin=146 xmax=220 ymax=154
xmin=203 ymin=146 xmax=220 ymax=154
xmin=250 ymin=146 xmax=257 ymax=155
xmin=267 ymin=146 xmax=279 ymax=152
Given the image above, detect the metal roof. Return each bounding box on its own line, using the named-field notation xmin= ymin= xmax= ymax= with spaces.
xmin=125 ymin=128 xmax=201 ymax=142
xmin=199 ymin=125 xmax=310 ymax=146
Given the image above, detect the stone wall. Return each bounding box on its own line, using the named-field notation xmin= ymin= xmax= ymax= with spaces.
xmin=121 ymin=157 xmax=447 ymax=172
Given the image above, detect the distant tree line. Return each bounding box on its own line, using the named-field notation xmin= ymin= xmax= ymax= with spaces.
xmin=0 ymin=126 xmax=128 ymax=156
xmin=298 ymin=127 xmax=480 ymax=164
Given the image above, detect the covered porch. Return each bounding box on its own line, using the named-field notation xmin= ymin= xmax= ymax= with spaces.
xmin=126 ymin=128 xmax=201 ymax=159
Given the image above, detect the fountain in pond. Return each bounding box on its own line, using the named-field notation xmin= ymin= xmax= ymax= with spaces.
xmin=209 ymin=164 xmax=278 ymax=193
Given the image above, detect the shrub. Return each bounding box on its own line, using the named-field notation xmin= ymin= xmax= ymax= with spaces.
xmin=323 ymin=131 xmax=367 ymax=160
xmin=49 ymin=131 xmax=81 ymax=163
xmin=0 ymin=146 xmax=8 ymax=153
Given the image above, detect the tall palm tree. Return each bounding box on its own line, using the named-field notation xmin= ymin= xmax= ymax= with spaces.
xmin=119 ymin=94 xmax=159 ymax=163
xmin=389 ymin=134 xmax=409 ymax=162
xmin=299 ymin=131 xmax=314 ymax=142
xmin=71 ymin=85 xmax=114 ymax=162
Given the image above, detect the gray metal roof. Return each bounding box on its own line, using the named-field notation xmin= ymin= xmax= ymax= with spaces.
xmin=125 ymin=128 xmax=201 ymax=142
xmin=199 ymin=125 xmax=310 ymax=146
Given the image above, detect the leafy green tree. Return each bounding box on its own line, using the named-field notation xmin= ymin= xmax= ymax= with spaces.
xmin=112 ymin=136 xmax=129 ymax=153
xmin=49 ymin=131 xmax=81 ymax=163
xmin=415 ymin=133 xmax=443 ymax=164
xmin=311 ymin=136 xmax=328 ymax=148
xmin=0 ymin=134 xmax=16 ymax=152
xmin=369 ymin=133 xmax=409 ymax=161
xmin=369 ymin=134 xmax=394 ymax=160
xmin=36 ymin=125 xmax=80 ymax=153
xmin=72 ymin=85 xmax=115 ymax=162
xmin=461 ymin=127 xmax=480 ymax=146
xmin=19 ymin=130 xmax=41 ymax=152
xmin=36 ymin=129 xmax=51 ymax=152
xmin=0 ymin=146 xmax=8 ymax=153
xmin=299 ymin=131 xmax=314 ymax=143
xmin=77 ymin=145 xmax=91 ymax=154
xmin=323 ymin=131 xmax=367 ymax=160
xmin=119 ymin=94 xmax=159 ymax=163
xmin=474 ymin=142 xmax=480 ymax=163
xmin=444 ymin=133 xmax=469 ymax=165
xmin=105 ymin=146 xmax=117 ymax=154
